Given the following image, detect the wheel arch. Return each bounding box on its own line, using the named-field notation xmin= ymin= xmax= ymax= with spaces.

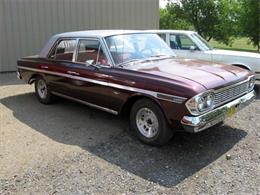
xmin=120 ymin=94 xmax=167 ymax=118
xmin=28 ymin=73 xmax=45 ymax=84
xmin=231 ymin=63 xmax=252 ymax=71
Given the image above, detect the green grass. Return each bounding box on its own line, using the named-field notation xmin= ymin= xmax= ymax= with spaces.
xmin=209 ymin=37 xmax=259 ymax=53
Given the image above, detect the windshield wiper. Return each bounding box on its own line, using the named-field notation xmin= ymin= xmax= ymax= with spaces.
xmin=149 ymin=54 xmax=175 ymax=58
xmin=117 ymin=59 xmax=144 ymax=68
xmin=116 ymin=54 xmax=175 ymax=68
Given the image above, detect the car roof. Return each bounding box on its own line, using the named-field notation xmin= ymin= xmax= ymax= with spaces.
xmin=39 ymin=30 xmax=152 ymax=57
xmin=145 ymin=29 xmax=196 ymax=34
xmin=53 ymin=30 xmax=144 ymax=38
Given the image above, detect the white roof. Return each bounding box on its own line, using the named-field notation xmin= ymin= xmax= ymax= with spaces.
xmin=40 ymin=30 xmax=144 ymax=57
xmin=145 ymin=29 xmax=196 ymax=34
xmin=53 ymin=30 xmax=143 ymax=38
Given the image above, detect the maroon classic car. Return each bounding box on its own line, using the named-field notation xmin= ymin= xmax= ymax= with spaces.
xmin=17 ymin=30 xmax=255 ymax=146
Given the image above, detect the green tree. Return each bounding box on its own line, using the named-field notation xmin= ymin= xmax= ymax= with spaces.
xmin=160 ymin=0 xmax=241 ymax=45
xmin=213 ymin=0 xmax=241 ymax=44
xmin=180 ymin=0 xmax=219 ymax=41
xmin=239 ymin=0 xmax=260 ymax=51
xmin=180 ymin=0 xmax=240 ymax=44
xmin=159 ymin=4 xmax=192 ymax=30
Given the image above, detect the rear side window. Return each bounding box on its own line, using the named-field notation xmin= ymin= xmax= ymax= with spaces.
xmin=49 ymin=39 xmax=77 ymax=61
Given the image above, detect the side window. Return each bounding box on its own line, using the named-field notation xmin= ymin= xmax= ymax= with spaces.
xmin=169 ymin=34 xmax=180 ymax=49
xmin=178 ymin=35 xmax=197 ymax=50
xmin=157 ymin=33 xmax=166 ymax=42
xmin=76 ymin=39 xmax=109 ymax=65
xmin=49 ymin=39 xmax=76 ymax=61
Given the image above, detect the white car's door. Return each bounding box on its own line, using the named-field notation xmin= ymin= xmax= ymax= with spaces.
xmin=169 ymin=33 xmax=212 ymax=62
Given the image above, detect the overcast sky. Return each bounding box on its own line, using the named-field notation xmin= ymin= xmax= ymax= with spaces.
xmin=159 ymin=0 xmax=178 ymax=8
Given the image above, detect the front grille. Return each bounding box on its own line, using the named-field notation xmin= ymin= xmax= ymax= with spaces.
xmin=214 ymin=81 xmax=249 ymax=106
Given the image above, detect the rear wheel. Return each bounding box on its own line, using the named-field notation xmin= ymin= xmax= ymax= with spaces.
xmin=130 ymin=99 xmax=173 ymax=146
xmin=35 ymin=76 xmax=54 ymax=104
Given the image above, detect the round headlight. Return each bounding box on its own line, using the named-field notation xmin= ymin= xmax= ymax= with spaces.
xmin=206 ymin=93 xmax=214 ymax=107
xmin=186 ymin=91 xmax=215 ymax=115
xmin=196 ymin=92 xmax=215 ymax=112
xmin=198 ymin=100 xmax=205 ymax=111
xmin=249 ymin=77 xmax=255 ymax=90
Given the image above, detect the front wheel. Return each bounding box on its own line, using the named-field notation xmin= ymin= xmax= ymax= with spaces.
xmin=130 ymin=99 xmax=173 ymax=146
xmin=35 ymin=76 xmax=54 ymax=104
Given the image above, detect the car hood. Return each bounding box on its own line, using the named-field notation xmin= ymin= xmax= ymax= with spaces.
xmin=208 ymin=49 xmax=260 ymax=59
xmin=125 ymin=57 xmax=251 ymax=90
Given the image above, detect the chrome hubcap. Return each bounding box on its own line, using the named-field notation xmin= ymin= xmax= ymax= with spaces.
xmin=136 ymin=108 xmax=159 ymax=138
xmin=37 ymin=79 xmax=47 ymax=99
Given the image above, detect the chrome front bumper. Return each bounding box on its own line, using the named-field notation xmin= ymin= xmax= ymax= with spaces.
xmin=181 ymin=90 xmax=255 ymax=133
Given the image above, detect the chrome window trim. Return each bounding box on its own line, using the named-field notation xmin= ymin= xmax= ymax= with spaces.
xmin=51 ymin=91 xmax=118 ymax=115
xmin=17 ymin=66 xmax=187 ymax=104
xmin=47 ymin=38 xmax=77 ymax=61
xmin=101 ymin=37 xmax=116 ymax=67
xmin=74 ymin=37 xmax=113 ymax=68
xmin=72 ymin=38 xmax=80 ymax=62
xmin=46 ymin=37 xmax=114 ymax=67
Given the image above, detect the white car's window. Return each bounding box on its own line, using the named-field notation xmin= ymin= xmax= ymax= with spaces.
xmin=169 ymin=34 xmax=197 ymax=50
xmin=105 ymin=33 xmax=175 ymax=65
xmin=76 ymin=39 xmax=109 ymax=66
xmin=190 ymin=33 xmax=213 ymax=51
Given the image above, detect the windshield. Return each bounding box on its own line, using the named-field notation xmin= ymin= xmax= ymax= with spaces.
xmin=190 ymin=33 xmax=213 ymax=51
xmin=105 ymin=33 xmax=175 ymax=66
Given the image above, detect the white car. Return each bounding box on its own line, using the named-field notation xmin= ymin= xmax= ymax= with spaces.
xmin=147 ymin=30 xmax=260 ymax=80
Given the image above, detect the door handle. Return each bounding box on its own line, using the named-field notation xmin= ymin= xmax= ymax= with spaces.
xmin=67 ymin=71 xmax=80 ymax=76
xmin=40 ymin=65 xmax=49 ymax=69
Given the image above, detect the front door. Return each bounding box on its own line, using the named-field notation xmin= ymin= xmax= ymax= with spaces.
xmin=65 ymin=38 xmax=116 ymax=110
xmin=169 ymin=33 xmax=212 ymax=62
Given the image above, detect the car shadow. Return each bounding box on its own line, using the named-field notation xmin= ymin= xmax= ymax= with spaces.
xmin=254 ymin=83 xmax=260 ymax=99
xmin=1 ymin=93 xmax=248 ymax=187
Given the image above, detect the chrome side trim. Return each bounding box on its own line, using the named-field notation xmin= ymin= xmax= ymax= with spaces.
xmin=156 ymin=93 xmax=187 ymax=104
xmin=51 ymin=91 xmax=118 ymax=115
xmin=18 ymin=66 xmax=187 ymax=104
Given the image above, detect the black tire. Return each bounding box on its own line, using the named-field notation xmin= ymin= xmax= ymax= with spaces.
xmin=130 ymin=98 xmax=173 ymax=146
xmin=35 ymin=76 xmax=54 ymax=104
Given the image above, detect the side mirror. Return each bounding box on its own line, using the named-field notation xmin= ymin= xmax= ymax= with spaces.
xmin=189 ymin=46 xmax=196 ymax=52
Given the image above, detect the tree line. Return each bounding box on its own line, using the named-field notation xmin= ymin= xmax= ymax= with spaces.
xmin=160 ymin=0 xmax=260 ymax=51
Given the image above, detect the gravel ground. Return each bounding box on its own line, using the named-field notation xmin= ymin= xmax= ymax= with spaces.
xmin=0 ymin=73 xmax=260 ymax=195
